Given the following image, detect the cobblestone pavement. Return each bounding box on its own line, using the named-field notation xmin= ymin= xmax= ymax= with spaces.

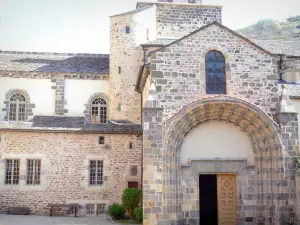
xmin=0 ymin=215 xmax=112 ymax=225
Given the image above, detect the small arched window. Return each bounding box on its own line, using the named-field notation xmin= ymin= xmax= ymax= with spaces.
xmin=205 ymin=50 xmax=226 ymax=94
xmin=9 ymin=93 xmax=26 ymax=121
xmin=91 ymin=98 xmax=107 ymax=124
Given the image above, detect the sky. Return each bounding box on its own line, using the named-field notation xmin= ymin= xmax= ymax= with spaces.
xmin=0 ymin=0 xmax=299 ymax=54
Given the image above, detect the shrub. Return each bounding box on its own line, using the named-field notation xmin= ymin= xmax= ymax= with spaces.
xmin=109 ymin=203 xmax=125 ymax=220
xmin=122 ymin=188 xmax=142 ymax=220
xmin=135 ymin=207 xmax=143 ymax=223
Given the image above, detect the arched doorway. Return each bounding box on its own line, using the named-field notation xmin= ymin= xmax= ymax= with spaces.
xmin=162 ymin=96 xmax=283 ymax=225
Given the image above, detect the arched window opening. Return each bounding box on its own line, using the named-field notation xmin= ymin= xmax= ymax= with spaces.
xmin=91 ymin=98 xmax=107 ymax=124
xmin=205 ymin=50 xmax=226 ymax=94
xmin=9 ymin=93 xmax=26 ymax=121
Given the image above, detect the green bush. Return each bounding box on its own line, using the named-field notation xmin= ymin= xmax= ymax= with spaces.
xmin=109 ymin=203 xmax=125 ymax=220
xmin=122 ymin=188 xmax=142 ymax=220
xmin=135 ymin=207 xmax=143 ymax=223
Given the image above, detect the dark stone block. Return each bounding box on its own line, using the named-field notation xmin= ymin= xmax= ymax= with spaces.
xmin=245 ymin=217 xmax=254 ymax=222
xmin=157 ymin=79 xmax=167 ymax=85
xmin=152 ymin=71 xmax=164 ymax=78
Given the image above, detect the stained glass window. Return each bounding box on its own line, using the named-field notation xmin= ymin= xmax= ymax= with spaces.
xmin=91 ymin=98 xmax=107 ymax=124
xmin=9 ymin=93 xmax=26 ymax=121
xmin=205 ymin=50 xmax=226 ymax=94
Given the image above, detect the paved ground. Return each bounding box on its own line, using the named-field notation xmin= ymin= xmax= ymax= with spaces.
xmin=0 ymin=215 xmax=112 ymax=225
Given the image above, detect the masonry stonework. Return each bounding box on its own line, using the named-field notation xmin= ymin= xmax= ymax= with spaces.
xmin=150 ymin=24 xmax=279 ymax=119
xmin=0 ymin=131 xmax=142 ymax=215
xmin=109 ymin=7 xmax=156 ymax=124
xmin=155 ymin=4 xmax=222 ymax=37
xmin=0 ymin=0 xmax=300 ymax=224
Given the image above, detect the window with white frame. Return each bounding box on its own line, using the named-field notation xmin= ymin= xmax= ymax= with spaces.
xmin=91 ymin=98 xmax=107 ymax=124
xmin=89 ymin=160 xmax=104 ymax=186
xmin=9 ymin=93 xmax=26 ymax=121
xmin=86 ymin=204 xmax=95 ymax=215
xmin=96 ymin=204 xmax=106 ymax=215
xmin=86 ymin=203 xmax=106 ymax=215
xmin=26 ymin=159 xmax=41 ymax=185
xmin=5 ymin=159 xmax=20 ymax=185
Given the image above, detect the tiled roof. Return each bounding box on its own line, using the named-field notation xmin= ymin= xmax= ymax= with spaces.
xmin=252 ymin=40 xmax=300 ymax=57
xmin=110 ymin=5 xmax=152 ymax=17
xmin=0 ymin=116 xmax=141 ymax=134
xmin=143 ymin=38 xmax=300 ymax=56
xmin=0 ymin=51 xmax=110 ymax=74
xmin=283 ymin=83 xmax=300 ymax=98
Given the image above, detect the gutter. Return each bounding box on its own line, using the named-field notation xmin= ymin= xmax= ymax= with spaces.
xmin=0 ymin=128 xmax=142 ymax=135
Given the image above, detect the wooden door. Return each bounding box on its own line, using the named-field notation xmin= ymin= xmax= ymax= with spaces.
xmin=128 ymin=181 xmax=138 ymax=188
xmin=217 ymin=174 xmax=237 ymax=225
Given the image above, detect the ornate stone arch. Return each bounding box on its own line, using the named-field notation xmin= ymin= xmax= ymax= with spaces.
xmin=200 ymin=47 xmax=232 ymax=95
xmin=84 ymin=92 xmax=109 ymax=124
xmin=3 ymin=89 xmax=35 ymax=121
xmin=162 ymin=96 xmax=285 ymax=223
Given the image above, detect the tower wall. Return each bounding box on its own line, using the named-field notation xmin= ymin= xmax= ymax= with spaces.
xmin=109 ymin=7 xmax=156 ymax=124
xmin=158 ymin=0 xmax=202 ymax=3
xmin=156 ymin=3 xmax=222 ymax=37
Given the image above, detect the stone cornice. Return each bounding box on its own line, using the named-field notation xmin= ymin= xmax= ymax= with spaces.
xmin=0 ymin=70 xmax=109 ymax=80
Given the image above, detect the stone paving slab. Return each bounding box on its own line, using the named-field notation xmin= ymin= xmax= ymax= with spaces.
xmin=0 ymin=215 xmax=112 ymax=225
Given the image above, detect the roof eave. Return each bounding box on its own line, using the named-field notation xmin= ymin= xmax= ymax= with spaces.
xmin=0 ymin=128 xmax=142 ymax=135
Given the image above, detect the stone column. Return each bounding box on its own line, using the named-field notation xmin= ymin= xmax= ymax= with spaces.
xmin=276 ymin=85 xmax=299 ymax=224
xmin=143 ymin=81 xmax=164 ymax=225
xmin=51 ymin=75 xmax=67 ymax=115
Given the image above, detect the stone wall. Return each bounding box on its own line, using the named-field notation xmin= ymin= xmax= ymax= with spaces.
xmin=282 ymin=57 xmax=300 ymax=83
xmin=0 ymin=131 xmax=142 ymax=215
xmin=156 ymin=3 xmax=222 ymax=37
xmin=110 ymin=7 xmax=156 ymax=124
xmin=150 ymin=23 xmax=280 ymax=120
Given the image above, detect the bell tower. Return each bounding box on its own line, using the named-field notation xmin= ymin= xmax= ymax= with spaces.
xmin=158 ymin=0 xmax=202 ymax=3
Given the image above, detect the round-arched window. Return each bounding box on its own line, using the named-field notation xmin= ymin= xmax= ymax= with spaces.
xmin=9 ymin=93 xmax=26 ymax=121
xmin=91 ymin=98 xmax=107 ymax=124
xmin=205 ymin=50 xmax=226 ymax=94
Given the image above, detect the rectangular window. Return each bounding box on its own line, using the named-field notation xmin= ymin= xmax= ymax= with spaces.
xmin=5 ymin=159 xmax=20 ymax=185
xmin=96 ymin=204 xmax=106 ymax=215
xmin=129 ymin=142 xmax=133 ymax=149
xmin=89 ymin=160 xmax=104 ymax=186
xmin=130 ymin=165 xmax=138 ymax=176
xmin=126 ymin=26 xmax=130 ymax=33
xmin=26 ymin=159 xmax=41 ymax=185
xmin=99 ymin=136 xmax=105 ymax=145
xmin=118 ymin=66 xmax=121 ymax=74
xmin=128 ymin=182 xmax=138 ymax=188
xmin=86 ymin=204 xmax=95 ymax=215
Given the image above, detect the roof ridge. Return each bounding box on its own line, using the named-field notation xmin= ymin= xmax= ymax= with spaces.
xmin=0 ymin=50 xmax=109 ymax=57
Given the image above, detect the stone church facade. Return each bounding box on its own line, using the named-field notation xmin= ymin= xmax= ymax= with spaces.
xmin=1 ymin=0 xmax=300 ymax=224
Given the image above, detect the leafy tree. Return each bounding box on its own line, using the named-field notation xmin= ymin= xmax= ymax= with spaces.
xmin=122 ymin=188 xmax=142 ymax=221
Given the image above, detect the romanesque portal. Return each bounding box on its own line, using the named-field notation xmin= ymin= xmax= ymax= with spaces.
xmin=143 ymin=96 xmax=294 ymax=225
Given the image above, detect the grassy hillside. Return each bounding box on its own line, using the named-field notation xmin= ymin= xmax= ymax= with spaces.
xmin=236 ymin=16 xmax=300 ymax=40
